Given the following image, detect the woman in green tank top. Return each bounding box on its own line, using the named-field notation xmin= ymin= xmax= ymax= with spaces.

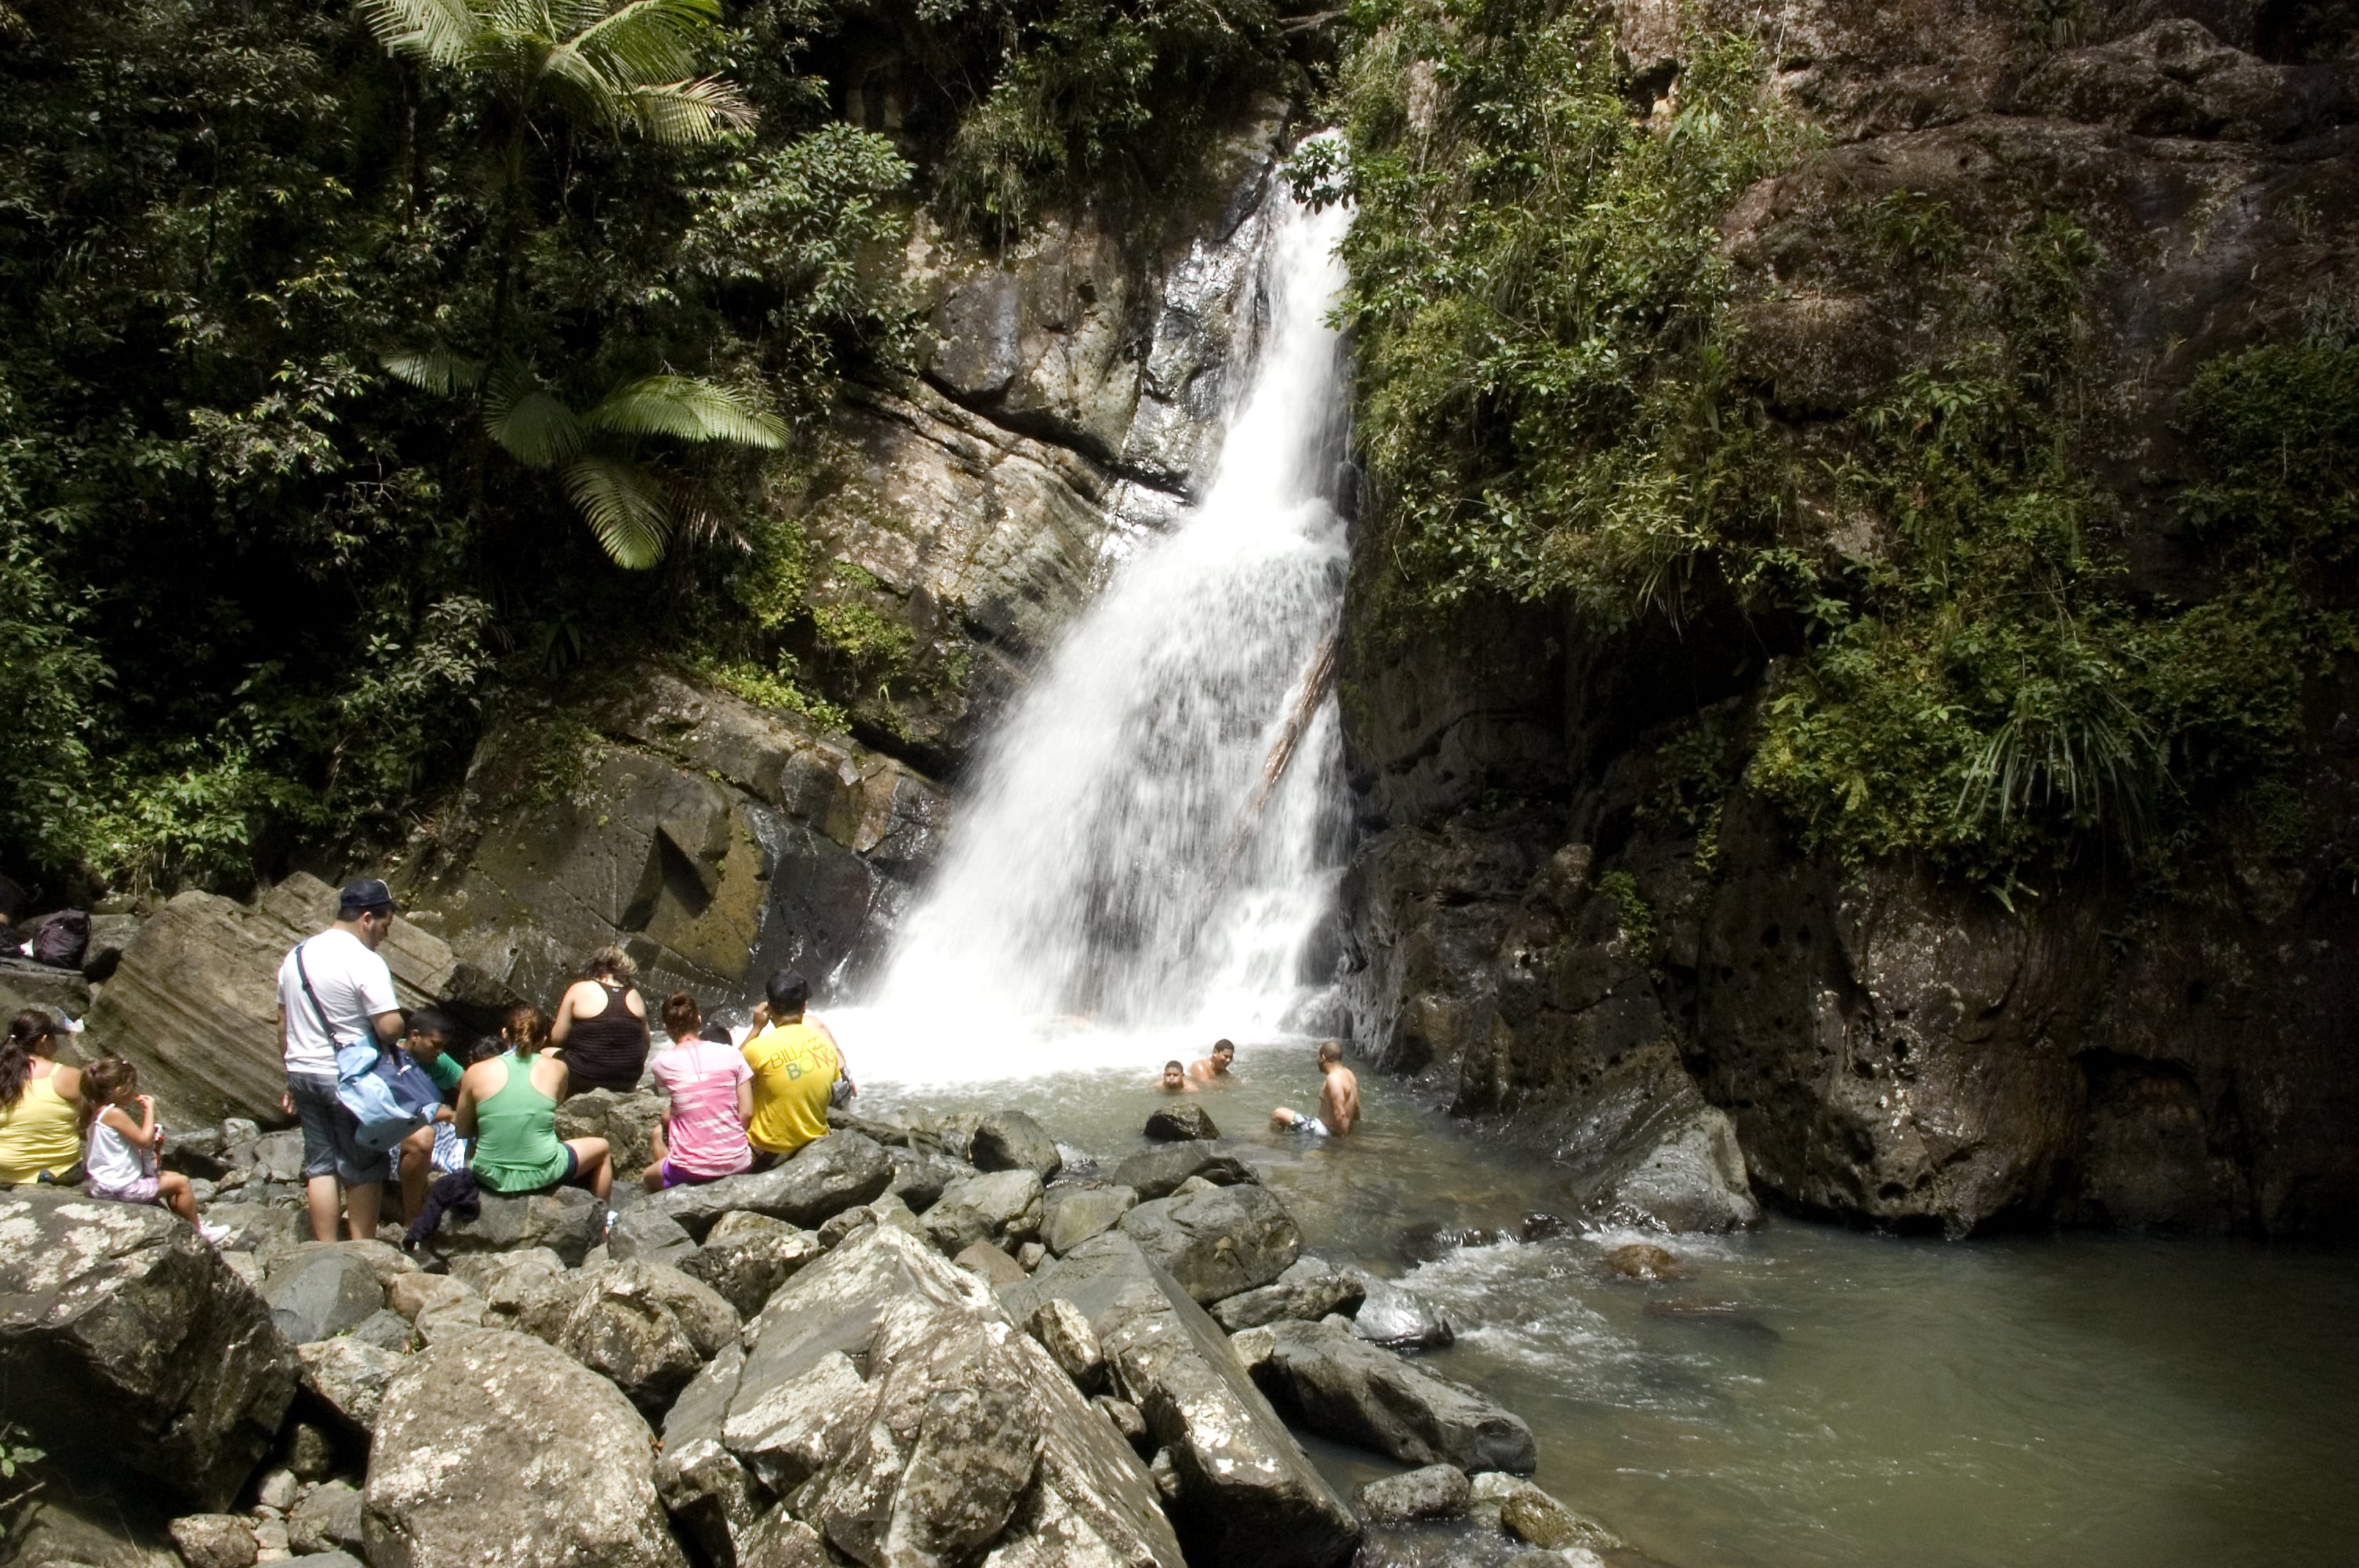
xmin=454 ymin=1006 xmax=612 ymax=1206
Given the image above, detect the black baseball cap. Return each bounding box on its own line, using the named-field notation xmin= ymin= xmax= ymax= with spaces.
xmin=339 ymin=877 xmax=397 ymax=916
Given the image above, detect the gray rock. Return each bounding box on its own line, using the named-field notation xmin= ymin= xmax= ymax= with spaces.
xmin=1211 ymin=1257 xmax=1369 ymax=1332
xmin=1358 ymin=1463 xmax=1472 ymax=1523
xmin=1570 ymin=1098 xmax=1762 ymax=1234
xmin=1251 ymin=1318 xmax=1536 ymax=1472
xmin=1118 ymin=1182 xmax=1300 ymax=1305
xmin=0 ymin=1190 xmax=300 ymax=1512
xmin=814 ymin=1203 xmax=876 ymax=1250
xmin=344 ymin=1308 xmax=418 ymax=1352
xmin=1143 ymin=1102 xmax=1220 ymax=1142
xmin=652 ymin=1341 xmax=760 ymax=1567
xmin=554 ymin=1088 xmax=666 ymax=1178
xmin=1094 ymin=1393 xmax=1150 ymax=1454
xmin=463 ymin=1247 xmax=567 ymax=1321
xmin=254 ymin=1465 xmax=300 ymax=1511
xmin=608 ymin=1203 xmax=697 ymax=1265
xmin=284 ymin=1420 xmax=337 ymax=1479
xmin=644 ymin=1131 xmax=893 ymax=1239
xmin=970 ymin=1108 xmax=1063 ymax=1178
xmin=296 ymin=1338 xmax=406 ymax=1434
xmin=956 ymin=1239 xmax=1031 ymax=1287
xmin=289 ymin=1554 xmax=369 ymax=1568
xmin=1354 ymin=1278 xmax=1455 ymax=1350
xmin=884 ymin=1146 xmax=972 ymax=1212
xmin=679 ymin=1224 xmax=1185 ymax=1568
xmin=679 ymin=1211 xmax=820 ymax=1319
xmin=923 ymin=1167 xmax=1046 ymax=1254
xmin=168 ymin=1514 xmax=256 ymax=1568
xmin=78 ymin=873 xmax=456 ymax=1127
xmin=1008 ymin=1231 xmax=1360 ymax=1568
xmin=362 ymin=1330 xmax=687 ymax=1568
xmin=1029 ymin=1296 xmax=1105 ymax=1389
xmin=287 ymin=1483 xmax=363 ymax=1557
xmin=251 ymin=1131 xmax=307 ymax=1185
xmin=554 ymin=1261 xmax=741 ymax=1417
xmin=1111 ymin=1140 xmax=1258 ymax=1200
xmin=261 ymin=1250 xmax=385 ymax=1345
xmin=429 ymin=1184 xmax=605 ymax=1267
xmin=506 ymin=1267 xmax=602 ymax=1344
xmin=1470 ymin=1472 xmax=1622 ymax=1555
xmin=1041 ymin=1183 xmax=1138 ymax=1255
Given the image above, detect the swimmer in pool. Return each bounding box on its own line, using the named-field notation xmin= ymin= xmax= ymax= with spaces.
xmin=1271 ymin=1039 xmax=1358 ymax=1138
xmin=1187 ymin=1039 xmax=1237 ymax=1085
xmin=1156 ymin=1060 xmax=1199 ymax=1094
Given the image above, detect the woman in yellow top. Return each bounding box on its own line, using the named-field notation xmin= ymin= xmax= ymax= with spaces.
xmin=740 ymin=971 xmax=844 ymax=1162
xmin=0 ymin=1010 xmax=85 ymax=1184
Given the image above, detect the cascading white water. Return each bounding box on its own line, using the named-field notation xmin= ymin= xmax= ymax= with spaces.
xmin=837 ymin=193 xmax=1353 ymax=1084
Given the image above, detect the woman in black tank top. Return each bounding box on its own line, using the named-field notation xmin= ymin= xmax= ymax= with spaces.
xmin=549 ymin=946 xmax=650 ymax=1094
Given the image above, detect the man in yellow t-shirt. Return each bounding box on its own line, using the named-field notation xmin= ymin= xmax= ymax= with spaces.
xmin=741 ymin=969 xmax=841 ymax=1160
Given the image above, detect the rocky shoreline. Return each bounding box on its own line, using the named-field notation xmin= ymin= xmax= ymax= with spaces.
xmin=2 ymin=1102 xmax=1647 ymax=1568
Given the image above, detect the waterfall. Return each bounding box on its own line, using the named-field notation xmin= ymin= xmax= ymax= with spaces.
xmin=843 ymin=192 xmax=1353 ymax=1083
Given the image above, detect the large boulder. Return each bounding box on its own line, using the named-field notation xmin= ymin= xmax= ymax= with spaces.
xmin=0 ymin=1190 xmax=300 ymax=1512
xmin=1209 ymin=1257 xmax=1368 ymax=1333
xmin=260 ymin=1250 xmax=387 ymax=1345
xmin=644 ymin=1131 xmax=893 ymax=1238
xmin=363 ymin=1330 xmax=688 ymax=1568
xmin=552 ymin=1260 xmax=741 ymax=1416
xmin=921 ymin=1167 xmax=1047 ymax=1254
xmin=1111 ymin=1140 xmax=1258 ymax=1200
xmin=554 ymin=1089 xmax=667 ymax=1176
xmin=969 ymin=1108 xmax=1063 ymax=1179
xmin=79 ymin=872 xmax=456 ymax=1127
xmin=679 ymin=1211 xmax=820 ymax=1319
xmin=1118 ymin=1182 xmax=1300 ymax=1305
xmin=660 ymin=1225 xmax=1184 ymax=1568
xmin=1005 ymin=1232 xmax=1360 ymax=1568
xmin=428 ymin=1185 xmax=605 ymax=1268
xmin=1143 ymin=1102 xmax=1220 ymax=1142
xmin=1234 ymin=1317 xmax=1536 ymax=1473
xmin=1041 ymin=1184 xmax=1139 ymax=1256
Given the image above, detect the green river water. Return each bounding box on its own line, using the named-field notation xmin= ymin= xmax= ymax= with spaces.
xmin=856 ymin=1036 xmax=2359 ymax=1568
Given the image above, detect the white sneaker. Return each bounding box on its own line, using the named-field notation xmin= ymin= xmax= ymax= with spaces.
xmin=199 ymin=1221 xmax=233 ymax=1245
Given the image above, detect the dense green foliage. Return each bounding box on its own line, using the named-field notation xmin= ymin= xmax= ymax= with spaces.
xmin=0 ymin=0 xmax=1299 ymax=898
xmin=1314 ymin=0 xmax=2356 ymax=895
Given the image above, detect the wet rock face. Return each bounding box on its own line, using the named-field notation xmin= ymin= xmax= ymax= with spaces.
xmin=1240 ymin=1318 xmax=1537 ymax=1474
xmin=1338 ymin=4 xmax=2359 ymax=1237
xmin=0 ymin=1190 xmax=300 ymax=1513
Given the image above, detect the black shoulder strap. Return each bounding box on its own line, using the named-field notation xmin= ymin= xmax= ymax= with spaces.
xmin=292 ymin=940 xmax=339 ymax=1040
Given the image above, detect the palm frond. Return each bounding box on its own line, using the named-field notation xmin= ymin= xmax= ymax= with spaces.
xmin=483 ymin=366 xmax=587 ymax=467
xmin=562 ymin=455 xmax=675 ymax=568
xmin=583 ymin=375 xmax=785 ymax=447
xmin=357 ymin=0 xmax=485 ymax=65
xmin=381 ymin=347 xmax=485 ymax=396
xmin=623 ymin=76 xmax=756 ymax=144
xmin=569 ymin=0 xmax=718 ymax=85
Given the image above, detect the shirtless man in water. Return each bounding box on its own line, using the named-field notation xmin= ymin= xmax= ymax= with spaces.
xmin=1271 ymin=1040 xmax=1358 ymax=1138
xmin=1187 ymin=1039 xmax=1237 ymax=1085
xmin=1156 ymin=1060 xmax=1199 ymax=1094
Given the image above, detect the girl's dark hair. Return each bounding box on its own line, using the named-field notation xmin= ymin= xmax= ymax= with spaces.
xmin=2 ymin=1010 xmax=57 ymax=1106
xmin=501 ymin=1004 xmax=549 ymax=1051
xmin=661 ymin=992 xmax=701 ymax=1038
xmin=77 ymin=1054 xmax=137 ymax=1134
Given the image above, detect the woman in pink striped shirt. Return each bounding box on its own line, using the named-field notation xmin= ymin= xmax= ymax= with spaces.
xmin=642 ymin=993 xmax=754 ymax=1189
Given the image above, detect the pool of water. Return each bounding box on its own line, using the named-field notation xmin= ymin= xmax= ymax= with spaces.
xmin=845 ymin=1030 xmax=2359 ymax=1568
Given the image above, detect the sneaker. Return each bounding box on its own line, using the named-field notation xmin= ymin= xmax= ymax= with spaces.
xmin=198 ymin=1221 xmax=233 ymax=1245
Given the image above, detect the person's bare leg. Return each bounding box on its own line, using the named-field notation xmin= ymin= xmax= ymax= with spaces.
xmin=345 ymin=1181 xmax=383 ymax=1241
xmin=399 ymin=1126 xmax=434 ymax=1218
xmin=565 ymin=1138 xmax=612 ymax=1206
xmin=159 ymin=1171 xmax=199 ymax=1225
xmin=306 ymin=1174 xmax=343 ymax=1242
xmin=643 ymin=1124 xmax=669 ymax=1192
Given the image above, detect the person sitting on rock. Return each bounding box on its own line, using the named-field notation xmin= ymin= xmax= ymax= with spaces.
xmin=643 ymin=992 xmax=753 ymax=1191
xmin=1271 ymin=1040 xmax=1360 ymax=1138
xmin=455 ymin=1004 xmax=612 ymax=1210
xmin=741 ymin=970 xmax=841 ymax=1165
xmin=1156 ymin=1060 xmax=1199 ymax=1094
xmin=393 ymin=1009 xmax=468 ymax=1220
xmin=1187 ymin=1039 xmax=1238 ymax=1085
xmin=547 ymin=944 xmax=651 ymax=1096
xmin=78 ymin=1054 xmax=220 ymax=1236
xmin=0 ymin=1008 xmax=85 ymax=1185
